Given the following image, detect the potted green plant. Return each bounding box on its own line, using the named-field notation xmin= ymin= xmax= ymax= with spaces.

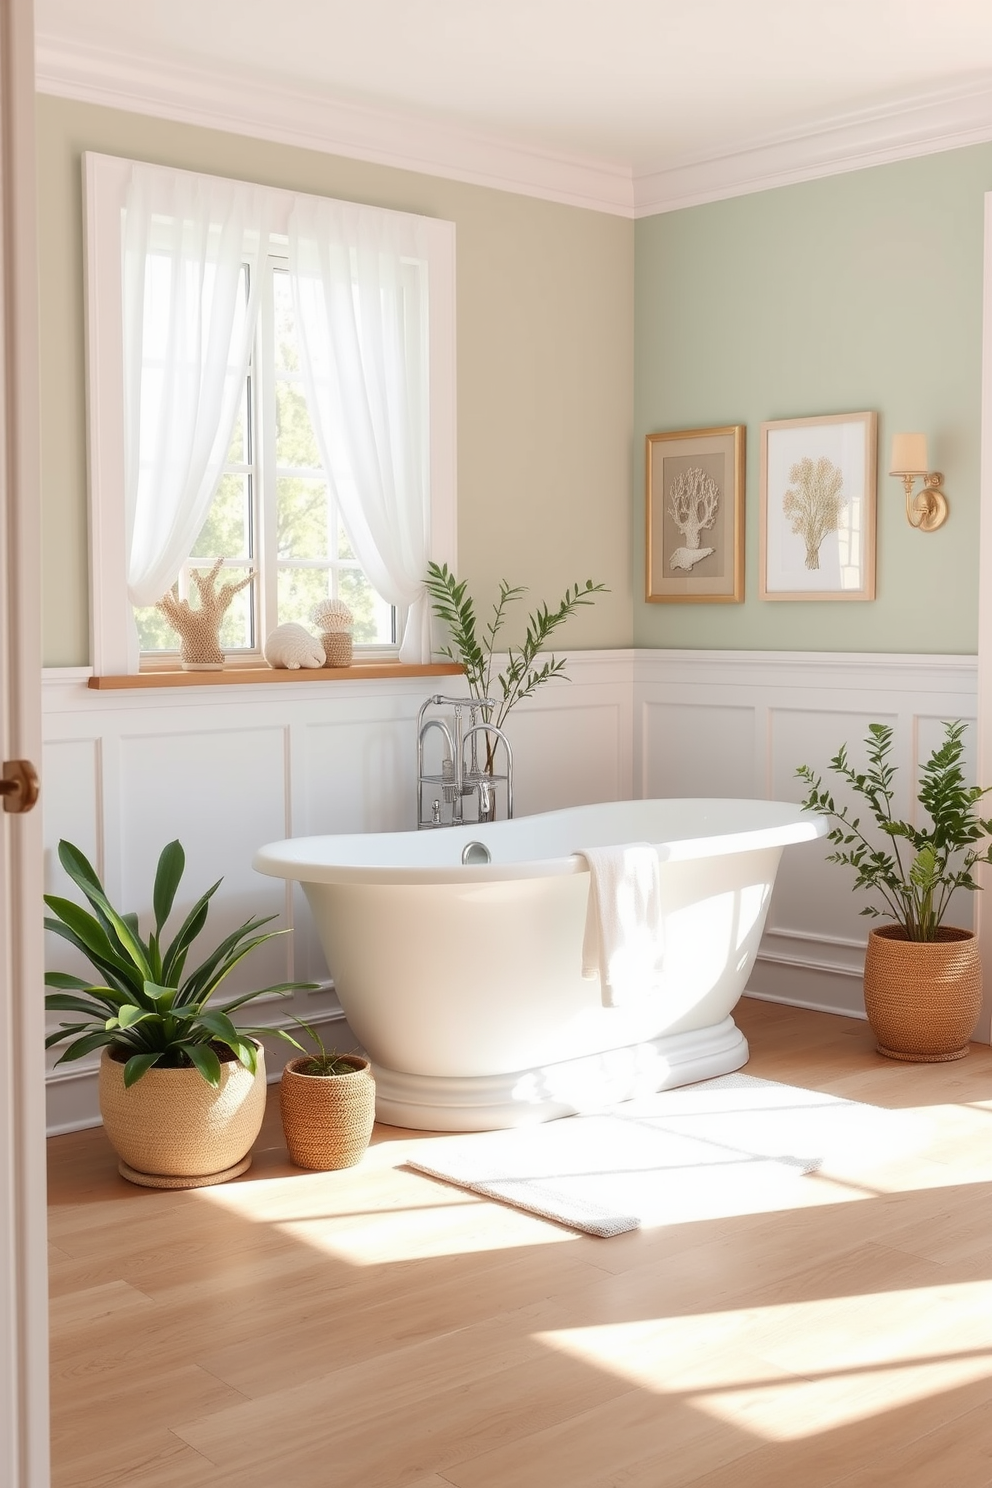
xmin=45 ymin=838 xmax=312 ymax=1187
xmin=424 ymin=561 xmax=607 ymax=773
xmin=279 ymin=1018 xmax=376 ymax=1171
xmin=797 ymin=720 xmax=992 ymax=1062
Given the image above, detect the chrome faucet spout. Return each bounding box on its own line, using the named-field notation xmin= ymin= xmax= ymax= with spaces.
xmin=418 ymin=716 xmax=454 ymax=763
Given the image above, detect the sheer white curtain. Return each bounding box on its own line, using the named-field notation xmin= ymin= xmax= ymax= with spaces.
xmin=288 ymin=197 xmax=432 ymax=662
xmin=123 ymin=163 xmax=270 ymax=608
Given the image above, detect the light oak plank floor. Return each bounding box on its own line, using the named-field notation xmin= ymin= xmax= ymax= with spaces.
xmin=48 ymin=999 xmax=992 ymax=1488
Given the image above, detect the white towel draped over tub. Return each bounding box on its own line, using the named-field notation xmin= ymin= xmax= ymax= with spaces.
xmin=576 ymin=844 xmax=665 ymax=1008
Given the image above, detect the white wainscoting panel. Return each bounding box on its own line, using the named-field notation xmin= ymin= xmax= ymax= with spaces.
xmin=505 ymin=696 xmax=631 ymax=817
xmin=42 ymin=738 xmax=101 ymax=868
xmin=119 ymin=725 xmax=292 ymax=1000
xmin=302 ymin=713 xmax=413 ymax=835
xmin=636 ymin=650 xmax=979 ymax=1021
xmin=641 ymin=701 xmax=757 ymax=800
xmin=41 ymin=650 xmax=980 ymax=1132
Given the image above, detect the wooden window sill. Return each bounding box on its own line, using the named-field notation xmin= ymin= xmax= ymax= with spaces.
xmin=87 ymin=662 xmax=464 ymax=690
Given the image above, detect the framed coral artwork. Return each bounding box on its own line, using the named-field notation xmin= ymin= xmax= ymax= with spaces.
xmin=645 ymin=425 xmax=745 ymax=603
xmin=760 ymin=411 xmax=877 ymax=601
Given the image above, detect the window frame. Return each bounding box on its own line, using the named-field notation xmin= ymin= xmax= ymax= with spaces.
xmin=83 ymin=152 xmax=456 ymax=675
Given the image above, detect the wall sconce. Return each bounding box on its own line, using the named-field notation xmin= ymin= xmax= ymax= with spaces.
xmin=889 ymin=433 xmax=948 ymax=531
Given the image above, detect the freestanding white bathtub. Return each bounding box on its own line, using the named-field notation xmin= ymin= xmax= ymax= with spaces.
xmin=254 ymin=799 xmax=826 ymax=1130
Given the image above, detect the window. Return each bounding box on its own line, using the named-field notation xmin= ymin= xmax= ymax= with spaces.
xmin=84 ymin=154 xmax=455 ymax=674
xmin=132 ymin=261 xmax=397 ymax=658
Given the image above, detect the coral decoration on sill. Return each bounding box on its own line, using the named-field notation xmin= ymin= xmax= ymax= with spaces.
xmin=312 ymin=598 xmax=354 ymax=667
xmin=155 ymin=558 xmax=254 ymax=671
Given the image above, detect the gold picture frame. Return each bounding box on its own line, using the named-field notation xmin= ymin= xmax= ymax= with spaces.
xmin=759 ymin=411 xmax=877 ymax=601
xmin=645 ymin=425 xmax=745 ymax=603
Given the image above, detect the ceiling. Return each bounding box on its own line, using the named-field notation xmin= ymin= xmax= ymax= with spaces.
xmin=33 ymin=0 xmax=992 ymax=214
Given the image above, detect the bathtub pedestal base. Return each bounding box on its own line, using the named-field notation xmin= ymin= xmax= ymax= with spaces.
xmin=372 ymin=1014 xmax=749 ymax=1131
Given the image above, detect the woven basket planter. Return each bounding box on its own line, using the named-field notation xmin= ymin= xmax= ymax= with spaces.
xmin=280 ymin=1054 xmax=375 ymax=1170
xmin=863 ymin=924 xmax=982 ymax=1063
xmin=99 ymin=1042 xmax=267 ymax=1188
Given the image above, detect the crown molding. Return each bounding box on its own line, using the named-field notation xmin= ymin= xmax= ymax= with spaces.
xmin=633 ymin=77 xmax=992 ymax=216
xmin=34 ymin=33 xmax=637 ymax=217
xmin=35 ymin=33 xmax=992 ymax=221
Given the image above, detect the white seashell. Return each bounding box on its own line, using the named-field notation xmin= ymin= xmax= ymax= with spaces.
xmin=263 ymin=623 xmax=326 ymax=669
xmin=311 ymin=597 xmax=354 ymax=633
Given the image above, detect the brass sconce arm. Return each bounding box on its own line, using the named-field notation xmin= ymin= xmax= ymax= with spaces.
xmin=899 ymin=471 xmax=948 ymax=532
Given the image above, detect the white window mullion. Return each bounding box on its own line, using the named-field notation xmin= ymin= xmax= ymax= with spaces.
xmin=257 ymin=257 xmax=280 ymax=647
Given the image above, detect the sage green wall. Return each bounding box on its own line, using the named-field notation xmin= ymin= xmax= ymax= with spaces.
xmin=635 ymin=146 xmax=991 ymax=652
xmin=37 ymin=95 xmax=634 ymax=667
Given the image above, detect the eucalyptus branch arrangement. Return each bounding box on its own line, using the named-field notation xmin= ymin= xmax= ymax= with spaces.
xmin=797 ymin=720 xmax=992 ymax=942
xmin=424 ymin=561 xmax=607 ymax=741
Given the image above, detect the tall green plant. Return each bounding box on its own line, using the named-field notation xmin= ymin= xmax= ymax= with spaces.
xmin=797 ymin=721 xmax=992 ymax=942
xmin=424 ymin=560 xmax=607 ymax=737
xmin=45 ymin=839 xmax=312 ymax=1087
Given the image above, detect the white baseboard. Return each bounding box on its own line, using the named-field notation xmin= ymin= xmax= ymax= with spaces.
xmin=744 ymin=979 xmax=869 ymax=1022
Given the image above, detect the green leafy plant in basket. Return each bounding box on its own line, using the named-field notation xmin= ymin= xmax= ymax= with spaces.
xmin=45 ymin=838 xmax=313 ymax=1087
xmin=279 ymin=1017 xmax=376 ymax=1171
xmin=796 ymin=720 xmax=992 ymax=942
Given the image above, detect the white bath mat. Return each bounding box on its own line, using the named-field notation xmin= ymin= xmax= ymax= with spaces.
xmin=405 ymin=1074 xmax=913 ymax=1238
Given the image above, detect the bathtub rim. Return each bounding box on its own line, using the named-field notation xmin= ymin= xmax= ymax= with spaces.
xmin=253 ymin=797 xmax=827 ymax=886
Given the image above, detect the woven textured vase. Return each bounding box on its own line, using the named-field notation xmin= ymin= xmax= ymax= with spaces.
xmin=320 ymin=632 xmax=353 ymax=668
xmin=99 ymin=1042 xmax=267 ymax=1188
xmin=280 ymin=1055 xmax=376 ymax=1170
xmin=177 ymin=623 xmax=224 ymax=670
xmin=863 ymin=924 xmax=982 ymax=1063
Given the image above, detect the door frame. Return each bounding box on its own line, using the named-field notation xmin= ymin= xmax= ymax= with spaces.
xmin=0 ymin=1 xmax=50 ymax=1483
xmin=978 ymin=191 xmax=992 ymax=1046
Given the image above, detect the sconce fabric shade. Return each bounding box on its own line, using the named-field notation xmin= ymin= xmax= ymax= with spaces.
xmin=890 ymin=433 xmax=929 ymax=475
xmin=889 ymin=430 xmax=948 ymax=531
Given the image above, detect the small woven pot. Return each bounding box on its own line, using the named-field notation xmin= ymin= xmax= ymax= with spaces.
xmin=280 ymin=1054 xmax=375 ymax=1170
xmin=863 ymin=924 xmax=982 ymax=1062
xmin=99 ymin=1042 xmax=266 ymax=1188
xmin=320 ymin=632 xmax=353 ymax=668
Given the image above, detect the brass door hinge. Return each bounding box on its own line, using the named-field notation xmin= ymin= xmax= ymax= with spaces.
xmin=1 ymin=758 xmax=39 ymax=813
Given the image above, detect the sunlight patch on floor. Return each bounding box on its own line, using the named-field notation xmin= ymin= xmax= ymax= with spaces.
xmin=696 ymin=1350 xmax=992 ymax=1440
xmin=189 ymin=1087 xmax=972 ymax=1264
xmin=536 ymin=1278 xmax=992 ymax=1440
xmin=194 ymin=1170 xmax=574 ymax=1262
xmin=273 ymin=1206 xmax=573 ymax=1262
